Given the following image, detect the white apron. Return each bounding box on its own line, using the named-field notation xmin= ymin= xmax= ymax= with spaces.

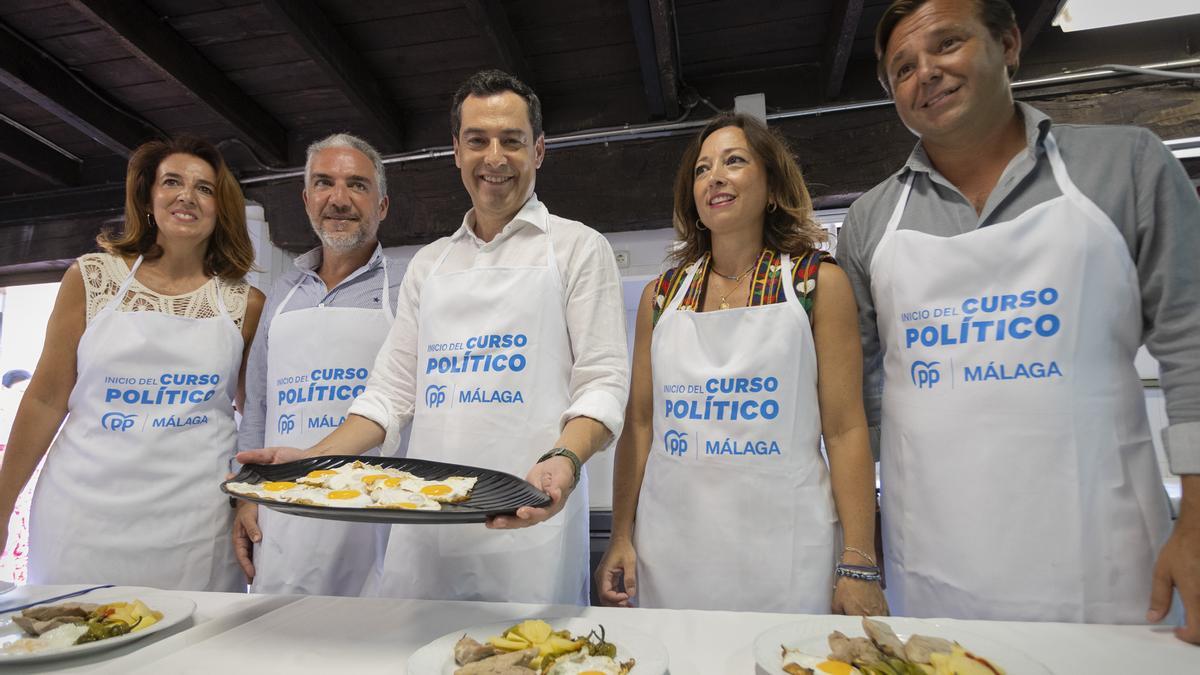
xmin=635 ymin=254 xmax=837 ymax=612
xmin=28 ymin=256 xmax=244 ymax=591
xmin=871 ymin=132 xmax=1172 ymax=623
xmin=251 ymin=259 xmax=396 ymax=596
xmin=364 ymin=221 xmax=590 ymax=604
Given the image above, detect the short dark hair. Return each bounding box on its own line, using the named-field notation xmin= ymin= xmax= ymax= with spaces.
xmin=450 ymin=69 xmax=543 ymax=139
xmin=874 ymin=0 xmax=1018 ymax=95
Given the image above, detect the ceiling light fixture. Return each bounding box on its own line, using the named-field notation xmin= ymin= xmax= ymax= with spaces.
xmin=1053 ymin=0 xmax=1200 ymax=32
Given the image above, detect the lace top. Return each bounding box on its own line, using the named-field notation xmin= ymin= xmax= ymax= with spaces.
xmin=79 ymin=252 xmax=250 ymax=329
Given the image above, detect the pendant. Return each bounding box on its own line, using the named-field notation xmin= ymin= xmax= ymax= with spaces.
xmin=719 ymin=300 xmax=729 ymax=310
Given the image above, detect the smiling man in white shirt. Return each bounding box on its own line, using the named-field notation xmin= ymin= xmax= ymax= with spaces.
xmin=238 ymin=70 xmax=629 ymax=605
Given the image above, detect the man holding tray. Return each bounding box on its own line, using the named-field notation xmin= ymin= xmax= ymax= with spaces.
xmin=237 ymin=70 xmax=629 ymax=605
xmin=234 ymin=133 xmax=404 ymax=596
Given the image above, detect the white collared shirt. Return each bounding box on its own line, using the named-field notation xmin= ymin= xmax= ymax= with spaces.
xmin=348 ymin=195 xmax=630 ymax=452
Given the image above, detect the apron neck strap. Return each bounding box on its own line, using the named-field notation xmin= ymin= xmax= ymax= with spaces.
xmin=870 ymin=175 xmax=914 ymax=271
xmin=379 ymin=255 xmax=394 ymax=322
xmin=777 ymin=253 xmax=801 ymax=306
xmin=105 ymin=255 xmax=145 ymax=313
xmin=1042 ymin=131 xmax=1077 ymax=202
xmin=665 ymin=255 xmax=704 ymax=314
xmin=885 ymin=174 xmax=914 ymax=237
xmin=213 ymin=277 xmax=230 ymax=316
xmin=273 ymin=275 xmax=305 ymax=322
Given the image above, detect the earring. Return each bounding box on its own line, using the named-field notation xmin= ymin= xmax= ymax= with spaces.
xmin=695 ymin=218 xmax=707 ymax=231
xmin=767 ymin=201 xmax=778 ymax=213
xmin=146 ymin=212 xmax=157 ymax=228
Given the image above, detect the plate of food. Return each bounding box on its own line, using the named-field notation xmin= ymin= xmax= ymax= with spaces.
xmin=223 ymin=455 xmax=551 ymax=524
xmin=753 ymin=616 xmax=1051 ymax=675
xmin=0 ymin=589 xmax=194 ymax=663
xmin=407 ymin=617 xmax=667 ymax=674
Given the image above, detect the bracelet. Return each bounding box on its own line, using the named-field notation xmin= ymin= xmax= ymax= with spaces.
xmin=842 ymin=545 xmax=877 ymax=566
xmin=834 ymin=563 xmax=882 ymax=583
xmin=537 ymin=447 xmax=581 ymax=488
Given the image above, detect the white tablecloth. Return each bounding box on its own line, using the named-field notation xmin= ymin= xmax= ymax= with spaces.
xmin=3 ymin=585 xmax=1198 ymax=673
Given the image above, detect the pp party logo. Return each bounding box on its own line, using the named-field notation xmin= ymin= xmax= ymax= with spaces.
xmin=663 ymin=429 xmax=688 ymax=456
xmin=425 ymin=384 xmax=448 ymax=408
xmin=910 ymin=360 xmax=941 ymax=389
xmin=101 ymin=411 xmax=137 ymax=432
xmin=277 ymin=413 xmax=296 ymax=435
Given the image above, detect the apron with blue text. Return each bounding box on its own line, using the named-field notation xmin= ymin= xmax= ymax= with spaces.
xmin=363 ymin=222 xmax=589 ymax=604
xmin=252 ymin=259 xmax=396 ymax=596
xmin=635 ymin=254 xmax=837 ymax=611
xmin=871 ymin=132 xmax=1172 ymax=622
xmin=29 ymin=255 xmax=244 ymax=591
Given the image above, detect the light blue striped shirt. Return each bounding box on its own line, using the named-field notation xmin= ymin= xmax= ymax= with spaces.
xmin=237 ymin=244 xmax=404 ymax=451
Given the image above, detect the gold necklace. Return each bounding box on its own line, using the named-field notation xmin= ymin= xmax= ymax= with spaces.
xmin=711 ymin=262 xmax=756 ymax=310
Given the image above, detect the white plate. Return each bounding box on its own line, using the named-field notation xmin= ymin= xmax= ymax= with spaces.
xmin=753 ymin=616 xmax=1052 ymax=675
xmin=408 ymin=617 xmax=668 ymax=674
xmin=0 ymin=588 xmax=195 ymax=664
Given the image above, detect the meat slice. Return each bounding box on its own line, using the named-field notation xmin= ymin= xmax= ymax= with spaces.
xmin=454 ymin=635 xmax=497 ymax=665
xmin=20 ymin=602 xmax=97 ymax=622
xmin=453 ymin=647 xmax=539 ymax=675
xmin=862 ymin=617 xmax=905 ymax=658
xmin=904 ymin=634 xmax=956 ymax=664
xmin=827 ymin=630 xmax=885 ymax=665
xmin=12 ymin=615 xmax=86 ymax=637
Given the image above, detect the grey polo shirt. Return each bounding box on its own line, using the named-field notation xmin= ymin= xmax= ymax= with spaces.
xmin=838 ymin=102 xmax=1200 ymax=474
xmin=238 ymin=244 xmax=404 ymax=452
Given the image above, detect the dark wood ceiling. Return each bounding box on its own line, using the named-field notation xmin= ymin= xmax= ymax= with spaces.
xmin=0 ymin=0 xmax=1197 ymax=270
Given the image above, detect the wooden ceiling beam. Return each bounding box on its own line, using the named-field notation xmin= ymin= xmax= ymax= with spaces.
xmin=628 ymin=0 xmax=681 ymax=119
xmin=1015 ymin=0 xmax=1069 ymax=53
xmin=822 ymin=0 xmax=865 ymax=100
xmin=65 ymin=0 xmax=289 ymax=164
xmin=0 ymin=20 xmax=160 ymax=157
xmin=0 ymin=120 xmax=81 ymax=187
xmin=260 ymin=0 xmax=404 ymax=151
xmin=463 ymin=0 xmax=533 ymax=87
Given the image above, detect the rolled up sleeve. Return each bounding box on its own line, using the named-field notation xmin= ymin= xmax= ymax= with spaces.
xmin=559 ymin=230 xmax=630 ymax=440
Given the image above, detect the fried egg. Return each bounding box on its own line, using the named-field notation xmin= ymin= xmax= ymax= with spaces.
xmin=362 ymin=471 xmax=418 ymax=489
xmin=398 ymin=476 xmax=477 ymax=503
xmin=225 ymin=481 xmax=309 ymax=502
xmin=781 ymin=648 xmax=861 ymax=675
xmin=296 ymin=489 xmax=373 ymax=507
xmin=545 ymin=653 xmax=625 ymax=675
xmin=296 ymin=468 xmax=339 ymax=487
xmin=547 ymin=653 xmax=624 ymax=672
xmin=369 ymin=487 xmax=442 ymax=510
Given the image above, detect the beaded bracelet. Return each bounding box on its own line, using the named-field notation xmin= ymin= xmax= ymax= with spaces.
xmin=834 ymin=563 xmax=882 ymax=583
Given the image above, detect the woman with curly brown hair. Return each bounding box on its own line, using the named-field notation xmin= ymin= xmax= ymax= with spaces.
xmin=0 ymin=136 xmax=264 ymax=591
xmin=596 ymin=113 xmax=886 ymax=614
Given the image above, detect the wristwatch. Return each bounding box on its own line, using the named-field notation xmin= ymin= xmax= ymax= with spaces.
xmin=537 ymin=447 xmax=581 ymax=488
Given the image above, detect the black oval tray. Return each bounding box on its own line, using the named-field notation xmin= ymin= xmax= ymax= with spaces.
xmin=222 ymin=455 xmax=551 ymax=524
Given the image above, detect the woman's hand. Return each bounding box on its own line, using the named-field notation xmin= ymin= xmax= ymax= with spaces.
xmin=832 ymin=577 xmax=889 ymax=616
xmin=595 ymin=536 xmax=638 ymax=607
